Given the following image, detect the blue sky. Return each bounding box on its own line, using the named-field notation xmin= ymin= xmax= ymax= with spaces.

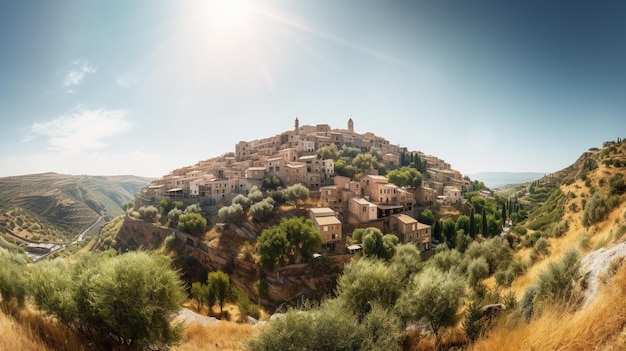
xmin=1 ymin=0 xmax=625 ymax=178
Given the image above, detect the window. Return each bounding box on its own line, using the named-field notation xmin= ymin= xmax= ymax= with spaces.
xmin=323 ymin=226 xmax=328 ymax=232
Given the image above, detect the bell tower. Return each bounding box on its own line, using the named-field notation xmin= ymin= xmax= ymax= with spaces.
xmin=295 ymin=117 xmax=300 ymax=134
xmin=348 ymin=118 xmax=354 ymax=133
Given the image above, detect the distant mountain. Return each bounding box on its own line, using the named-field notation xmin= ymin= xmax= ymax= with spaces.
xmin=0 ymin=173 xmax=152 ymax=243
xmin=467 ymin=172 xmax=546 ymax=188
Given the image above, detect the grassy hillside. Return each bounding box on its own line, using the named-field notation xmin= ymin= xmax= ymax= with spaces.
xmin=0 ymin=173 xmax=151 ymax=243
xmin=470 ymin=140 xmax=626 ymax=350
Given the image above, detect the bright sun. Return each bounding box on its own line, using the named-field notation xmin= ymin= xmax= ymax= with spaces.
xmin=203 ymin=0 xmax=254 ymax=31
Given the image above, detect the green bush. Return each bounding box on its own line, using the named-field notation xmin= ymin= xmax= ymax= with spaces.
xmin=582 ymin=192 xmax=612 ymax=227
xmin=30 ymin=251 xmax=186 ymax=350
xmin=138 ymin=205 xmax=159 ymax=222
xmin=336 ymin=258 xmax=401 ymax=319
xmin=246 ymin=299 xmax=400 ymax=351
xmin=232 ymin=286 xmax=260 ymax=320
xmin=534 ymin=249 xmax=581 ymax=306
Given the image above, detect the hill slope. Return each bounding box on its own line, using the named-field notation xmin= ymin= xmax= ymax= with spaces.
xmin=0 ymin=173 xmax=151 ymax=243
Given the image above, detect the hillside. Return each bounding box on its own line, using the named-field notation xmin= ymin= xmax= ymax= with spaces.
xmin=0 ymin=173 xmax=151 ymax=243
xmin=469 ymin=140 xmax=626 ymax=350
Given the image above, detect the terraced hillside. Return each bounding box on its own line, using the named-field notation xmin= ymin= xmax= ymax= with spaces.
xmin=0 ymin=173 xmax=151 ymax=243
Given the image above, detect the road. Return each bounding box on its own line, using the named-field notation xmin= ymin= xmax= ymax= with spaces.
xmin=72 ymin=216 xmax=103 ymax=244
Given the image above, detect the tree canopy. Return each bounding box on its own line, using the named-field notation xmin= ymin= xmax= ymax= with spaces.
xmin=256 ymin=217 xmax=321 ymax=269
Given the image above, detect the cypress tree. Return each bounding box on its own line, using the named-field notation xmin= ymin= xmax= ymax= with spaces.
xmin=481 ymin=207 xmax=488 ymax=237
xmin=469 ymin=208 xmax=476 ymax=238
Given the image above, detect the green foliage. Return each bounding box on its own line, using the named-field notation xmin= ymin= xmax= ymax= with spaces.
xmin=138 ymin=205 xmax=159 ymax=222
xmin=247 ymin=299 xmax=401 ymax=351
xmin=248 ymin=186 xmax=264 ymax=203
xmin=284 ymin=183 xmax=309 ymax=207
xmin=184 ymin=203 xmax=203 ymax=214
xmin=232 ymin=286 xmax=260 ymax=320
xmin=336 ymin=258 xmax=401 ymax=319
xmin=163 ymin=233 xmax=177 ymax=252
xmin=455 ymin=231 xmax=472 ymax=254
xmin=582 ymin=192 xmax=612 ymax=227
xmin=465 ymin=237 xmax=513 ymax=274
xmin=609 ymin=173 xmax=625 ymax=195
xmin=526 ymin=187 xmax=565 ymax=231
xmin=455 ymin=215 xmax=471 ymax=236
xmin=418 ymin=209 xmax=435 ymax=225
xmin=442 ymin=218 xmax=456 ymax=248
xmin=207 ymin=271 xmax=230 ymax=314
xmin=177 ymin=212 xmax=207 ymax=236
xmin=190 ymin=281 xmax=209 ymax=309
xmin=0 ymin=248 xmax=28 ymax=309
xmin=467 ymin=257 xmax=490 ymax=287
xmin=386 ymin=166 xmax=422 ymax=188
xmin=389 ymin=244 xmax=424 ymax=282
xmin=354 ymin=227 xmax=398 ymax=260
xmin=263 ymin=176 xmax=282 ymax=190
xmin=167 ymin=207 xmax=182 ymax=228
xmin=317 ymin=143 xmax=340 ymax=161
xmin=494 ymin=259 xmax=526 ymax=288
xmin=218 ymin=203 xmax=244 ymax=223
xmin=256 ymin=217 xmax=321 ymax=269
xmin=30 ymin=251 xmax=185 ymax=350
xmin=249 ymin=197 xmax=275 ymax=221
xmin=534 ymin=249 xmax=581 ymax=305
xmin=463 ymin=301 xmax=483 ymax=343
xmin=427 ymin=247 xmax=463 ymax=273
xmin=395 ymin=267 xmax=465 ymax=338
xmin=531 ymin=238 xmax=550 ymax=259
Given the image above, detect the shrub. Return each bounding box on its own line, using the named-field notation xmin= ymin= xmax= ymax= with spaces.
xmin=534 ymin=249 xmax=581 ymax=306
xmin=468 ymin=257 xmax=490 ymax=287
xmin=0 ymin=249 xmax=28 ymax=309
xmin=30 ymin=252 xmax=186 ymax=350
xmin=582 ymin=192 xmax=611 ymax=227
xmin=177 ymin=212 xmax=207 ymax=236
xmin=249 ymin=197 xmax=275 ymax=221
xmin=218 ymin=203 xmax=244 ymax=223
xmin=232 ymin=286 xmax=260 ymax=320
xmin=336 ymin=258 xmax=401 ymax=319
xmin=465 ymin=237 xmax=512 ymax=274
xmin=138 ymin=205 xmax=159 ymax=222
xmin=167 ymin=207 xmax=183 ymax=228
xmin=395 ymin=267 xmax=465 ymax=340
xmin=232 ymin=194 xmax=252 ymax=210
xmin=247 ymin=299 xmax=401 ymax=351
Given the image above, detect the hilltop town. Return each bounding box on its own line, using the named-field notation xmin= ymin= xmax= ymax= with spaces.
xmin=143 ymin=118 xmax=480 ymax=252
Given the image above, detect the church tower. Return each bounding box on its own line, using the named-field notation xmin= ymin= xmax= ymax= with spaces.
xmin=295 ymin=117 xmax=300 ymax=134
xmin=348 ymin=118 xmax=354 ymax=133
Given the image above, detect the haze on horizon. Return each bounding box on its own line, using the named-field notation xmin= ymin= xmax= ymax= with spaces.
xmin=1 ymin=0 xmax=625 ymax=178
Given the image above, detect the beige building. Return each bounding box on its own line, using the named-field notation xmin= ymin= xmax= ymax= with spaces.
xmin=390 ymin=214 xmax=432 ymax=251
xmin=309 ymin=207 xmax=342 ymax=250
xmin=348 ymin=198 xmax=377 ymax=226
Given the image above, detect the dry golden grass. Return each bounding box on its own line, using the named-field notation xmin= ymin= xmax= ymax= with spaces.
xmin=0 ymin=303 xmax=85 ymax=351
xmin=470 ymin=263 xmax=626 ymax=351
xmin=0 ymin=308 xmax=51 ymax=351
xmin=173 ymin=321 xmax=257 ymax=351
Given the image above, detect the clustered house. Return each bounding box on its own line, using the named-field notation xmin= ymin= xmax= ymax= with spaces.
xmin=143 ymin=118 xmax=476 ymax=253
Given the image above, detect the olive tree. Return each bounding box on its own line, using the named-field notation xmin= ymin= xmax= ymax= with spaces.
xmin=178 ymin=212 xmax=207 ymax=236
xmin=30 ymin=251 xmax=186 ymax=350
xmin=284 ymin=183 xmax=309 ymax=208
xmin=138 ymin=205 xmax=159 ymax=222
xmin=395 ymin=267 xmax=465 ymax=343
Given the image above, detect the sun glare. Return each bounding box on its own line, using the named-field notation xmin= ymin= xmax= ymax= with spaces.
xmin=203 ymin=0 xmax=253 ymax=31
